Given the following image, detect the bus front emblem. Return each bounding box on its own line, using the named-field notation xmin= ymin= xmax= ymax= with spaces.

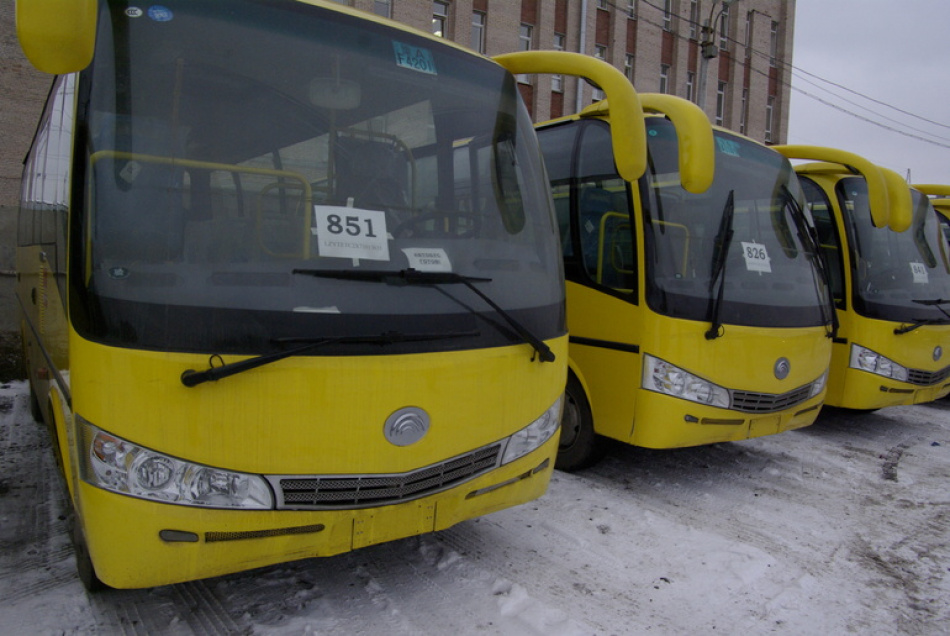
xmin=935 ymin=346 xmax=943 ymax=362
xmin=384 ymin=407 xmax=430 ymax=446
xmin=774 ymin=357 xmax=790 ymax=380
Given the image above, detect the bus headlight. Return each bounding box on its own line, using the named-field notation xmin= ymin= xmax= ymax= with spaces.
xmin=77 ymin=417 xmax=274 ymax=509
xmin=850 ymin=345 xmax=908 ymax=382
xmin=643 ymin=355 xmax=730 ymax=408
xmin=810 ymin=369 xmax=829 ymax=397
xmin=501 ymin=396 xmax=562 ymax=465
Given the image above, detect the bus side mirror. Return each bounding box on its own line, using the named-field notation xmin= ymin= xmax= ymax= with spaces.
xmin=16 ymin=0 xmax=97 ymax=74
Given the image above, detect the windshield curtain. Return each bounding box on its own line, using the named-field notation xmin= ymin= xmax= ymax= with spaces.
xmin=642 ymin=119 xmax=830 ymax=328
xmin=838 ymin=178 xmax=950 ymax=322
xmin=70 ymin=0 xmax=564 ymax=355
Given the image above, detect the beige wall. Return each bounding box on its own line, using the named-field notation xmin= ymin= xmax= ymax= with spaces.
xmin=1 ymin=3 xmax=51 ymax=335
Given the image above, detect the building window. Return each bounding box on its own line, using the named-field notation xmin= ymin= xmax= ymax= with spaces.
xmin=432 ymin=1 xmax=449 ymax=38
xmin=740 ymin=88 xmax=748 ymax=134
xmin=765 ymin=96 xmax=775 ymax=143
xmin=520 ymin=23 xmax=533 ymax=51
xmin=597 ymin=0 xmax=608 ymax=8
xmin=471 ymin=11 xmax=486 ymax=53
xmin=517 ymin=24 xmax=534 ymax=83
xmin=663 ymin=0 xmax=674 ymax=32
xmin=686 ymin=71 xmax=696 ymax=102
xmin=593 ymin=45 xmax=607 ymax=100
xmin=625 ymin=54 xmax=635 ymax=82
xmin=552 ymin=33 xmax=566 ymax=92
xmin=628 ymin=0 xmax=638 ymax=19
xmin=373 ymin=0 xmax=391 ymax=18
xmin=715 ymin=80 xmax=726 ymax=126
xmin=660 ymin=64 xmax=670 ymax=95
xmin=770 ymin=21 xmax=779 ymax=67
xmin=744 ymin=11 xmax=752 ymax=48
xmin=689 ymin=0 xmax=699 ymax=40
xmin=719 ymin=4 xmax=730 ymax=50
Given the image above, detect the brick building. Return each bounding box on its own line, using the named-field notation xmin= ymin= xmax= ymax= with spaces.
xmin=344 ymin=0 xmax=796 ymax=145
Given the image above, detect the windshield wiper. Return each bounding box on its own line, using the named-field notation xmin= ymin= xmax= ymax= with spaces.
xmin=180 ymin=330 xmax=478 ymax=387
xmin=293 ymin=268 xmax=555 ymax=363
xmin=894 ymin=318 xmax=950 ymax=335
xmin=894 ymin=299 xmax=950 ymax=335
xmin=782 ymin=185 xmax=839 ymax=339
xmin=705 ymin=191 xmax=735 ymax=340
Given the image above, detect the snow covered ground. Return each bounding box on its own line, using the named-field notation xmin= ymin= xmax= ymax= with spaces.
xmin=1 ymin=378 xmax=948 ymax=635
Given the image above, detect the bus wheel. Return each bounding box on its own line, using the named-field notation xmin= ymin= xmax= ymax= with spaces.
xmin=70 ymin=519 xmax=108 ymax=592
xmin=556 ymin=375 xmax=606 ymax=471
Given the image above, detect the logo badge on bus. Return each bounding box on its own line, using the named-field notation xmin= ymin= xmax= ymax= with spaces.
xmin=935 ymin=346 xmax=943 ymax=362
xmin=774 ymin=357 xmax=791 ymax=380
xmin=384 ymin=407 xmax=430 ymax=447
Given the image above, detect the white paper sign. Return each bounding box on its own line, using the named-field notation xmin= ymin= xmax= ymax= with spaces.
xmin=313 ymin=205 xmax=390 ymax=262
xmin=402 ymin=247 xmax=452 ymax=272
xmin=910 ymin=262 xmax=929 ymax=284
xmin=740 ymin=241 xmax=772 ymax=273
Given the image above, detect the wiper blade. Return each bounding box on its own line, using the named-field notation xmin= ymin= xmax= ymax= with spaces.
xmin=913 ymin=298 xmax=950 ymax=319
xmin=293 ymin=268 xmax=555 ymax=362
xmin=894 ymin=317 xmax=950 ymax=335
xmin=895 ymin=299 xmax=950 ymax=334
xmin=180 ymin=330 xmax=478 ymax=387
xmin=705 ymin=191 xmax=735 ymax=340
xmin=293 ymin=267 xmax=492 ymax=286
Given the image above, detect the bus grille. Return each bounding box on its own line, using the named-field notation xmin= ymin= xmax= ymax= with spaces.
xmin=271 ymin=444 xmax=502 ymax=510
xmin=907 ymin=365 xmax=950 ymax=386
xmin=730 ymin=384 xmax=814 ymax=413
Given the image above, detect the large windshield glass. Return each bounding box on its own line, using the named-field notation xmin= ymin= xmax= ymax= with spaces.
xmin=71 ymin=0 xmax=563 ymax=355
xmin=838 ymin=178 xmax=950 ymax=322
xmin=643 ymin=119 xmax=830 ymax=328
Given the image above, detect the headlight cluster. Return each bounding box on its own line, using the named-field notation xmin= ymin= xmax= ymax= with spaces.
xmin=850 ymin=345 xmax=908 ymax=382
xmin=643 ymin=355 xmax=730 ymax=408
xmin=77 ymin=417 xmax=274 ymax=509
xmin=501 ymin=396 xmax=562 ymax=464
xmin=810 ymin=369 xmax=829 ymax=397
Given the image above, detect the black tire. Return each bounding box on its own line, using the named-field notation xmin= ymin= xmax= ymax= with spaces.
xmin=70 ymin=518 xmax=108 ymax=592
xmin=556 ymin=374 xmax=607 ymax=471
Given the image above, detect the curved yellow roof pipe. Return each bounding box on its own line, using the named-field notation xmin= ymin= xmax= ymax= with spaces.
xmin=877 ymin=167 xmax=912 ymax=233
xmin=16 ymin=0 xmax=98 ymax=74
xmin=494 ymin=51 xmax=647 ymax=183
xmin=772 ymin=145 xmax=894 ymax=230
xmin=637 ymin=93 xmax=715 ymax=194
xmin=913 ymin=184 xmax=950 ymax=198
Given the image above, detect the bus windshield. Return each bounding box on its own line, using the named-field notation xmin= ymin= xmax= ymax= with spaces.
xmin=73 ymin=0 xmax=563 ymax=356
xmin=642 ymin=119 xmax=830 ymax=328
xmin=838 ymin=178 xmax=950 ymax=323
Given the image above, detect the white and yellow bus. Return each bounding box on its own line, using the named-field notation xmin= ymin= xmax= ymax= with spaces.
xmin=14 ymin=0 xmax=646 ymax=589
xmin=778 ymin=149 xmax=950 ymax=409
xmin=534 ymin=96 xmax=836 ymax=470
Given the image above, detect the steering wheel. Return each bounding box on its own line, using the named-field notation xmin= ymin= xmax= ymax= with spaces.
xmin=391 ymin=211 xmax=481 ymax=239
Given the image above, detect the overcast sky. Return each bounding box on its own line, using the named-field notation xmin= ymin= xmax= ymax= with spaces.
xmin=787 ymin=0 xmax=950 ymax=186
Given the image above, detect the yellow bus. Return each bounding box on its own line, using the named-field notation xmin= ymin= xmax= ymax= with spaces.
xmin=534 ymin=96 xmax=836 ymax=470
xmin=14 ymin=0 xmax=646 ymax=589
xmin=778 ymin=149 xmax=950 ymax=409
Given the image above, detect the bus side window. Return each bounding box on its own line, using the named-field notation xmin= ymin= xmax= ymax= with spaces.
xmin=536 ymin=123 xmax=578 ymax=258
xmin=574 ymin=121 xmax=636 ymax=294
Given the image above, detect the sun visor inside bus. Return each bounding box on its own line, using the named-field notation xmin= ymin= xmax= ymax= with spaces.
xmin=16 ymin=0 xmax=98 ymax=74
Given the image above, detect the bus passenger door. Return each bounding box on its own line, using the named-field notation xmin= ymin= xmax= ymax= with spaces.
xmin=565 ymin=122 xmax=642 ymax=444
